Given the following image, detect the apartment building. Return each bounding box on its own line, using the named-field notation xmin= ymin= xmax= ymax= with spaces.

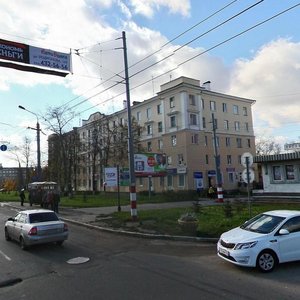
xmin=55 ymin=76 xmax=256 ymax=193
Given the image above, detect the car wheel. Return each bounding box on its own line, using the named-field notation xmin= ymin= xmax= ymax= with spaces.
xmin=20 ymin=237 xmax=28 ymax=250
xmin=5 ymin=228 xmax=11 ymax=241
xmin=56 ymin=241 xmax=64 ymax=246
xmin=256 ymin=250 xmax=277 ymax=272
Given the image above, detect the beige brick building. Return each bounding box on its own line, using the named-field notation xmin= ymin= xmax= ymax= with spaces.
xmin=58 ymin=76 xmax=256 ymax=193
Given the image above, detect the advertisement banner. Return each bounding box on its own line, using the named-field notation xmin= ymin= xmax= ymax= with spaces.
xmin=29 ymin=46 xmax=71 ymax=72
xmin=0 ymin=38 xmax=71 ymax=76
xmin=134 ymin=153 xmax=167 ymax=177
xmin=104 ymin=167 xmax=118 ymax=187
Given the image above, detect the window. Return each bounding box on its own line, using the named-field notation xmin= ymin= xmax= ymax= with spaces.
xmin=243 ymin=107 xmax=248 ymax=116
xmin=205 ymin=155 xmax=209 ymax=164
xmin=228 ymin=172 xmax=234 ymax=183
xmin=273 ymin=166 xmax=282 ymax=181
xmin=216 ymin=136 xmax=220 ymax=147
xmin=226 ymin=137 xmax=231 ymax=147
xmin=137 ymin=111 xmax=141 ymax=121
xmin=202 ymin=117 xmax=206 ymax=128
xmin=234 ymin=121 xmax=240 ymax=131
xmin=236 ymin=138 xmax=242 ymax=148
xmin=222 ymin=103 xmax=227 ymax=112
xmin=247 ymin=139 xmax=251 ymax=148
xmin=157 ymin=104 xmax=162 ymax=114
xmin=238 ymin=155 xmax=242 ymax=164
xmin=201 ymin=99 xmax=204 ymax=109
xmin=158 ymin=121 xmax=163 ymax=133
xmin=158 ymin=139 xmax=163 ymax=150
xmin=167 ymin=175 xmax=173 ymax=189
xmin=245 ymin=122 xmax=249 ymax=132
xmin=286 ymin=165 xmax=295 ymax=180
xmin=178 ymin=154 xmax=184 ymax=164
xmin=227 ymin=155 xmax=232 ymax=164
xmin=170 ymin=97 xmax=175 ymax=108
xmin=147 ymin=124 xmax=152 ymax=135
xmin=191 ymin=133 xmax=199 ymax=144
xmin=189 ymin=94 xmax=196 ymax=105
xmin=224 ymin=120 xmax=229 ymax=130
xmin=190 ymin=113 xmax=197 ymax=125
xmin=281 ymin=217 xmax=300 ymax=233
xmin=210 ymin=101 xmax=216 ymax=111
xmin=146 ymin=108 xmax=151 ymax=119
xmin=147 ymin=142 xmax=152 ymax=151
xmin=178 ymin=174 xmax=185 ymax=187
xmin=170 ymin=116 xmax=176 ymax=127
xmin=233 ymin=105 xmax=239 ymax=115
xmin=204 ymin=135 xmax=208 ymax=146
xmin=171 ymin=135 xmax=177 ymax=146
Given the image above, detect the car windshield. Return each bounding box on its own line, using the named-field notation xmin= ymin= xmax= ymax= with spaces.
xmin=240 ymin=213 xmax=285 ymax=234
xmin=29 ymin=212 xmax=59 ymax=223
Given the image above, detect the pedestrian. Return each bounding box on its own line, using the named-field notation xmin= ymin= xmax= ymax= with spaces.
xmin=53 ymin=190 xmax=60 ymax=213
xmin=208 ymin=186 xmax=215 ymax=199
xmin=19 ymin=189 xmax=26 ymax=206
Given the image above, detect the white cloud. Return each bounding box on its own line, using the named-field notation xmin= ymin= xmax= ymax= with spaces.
xmin=128 ymin=0 xmax=191 ymax=18
xmin=227 ymin=38 xmax=300 ymax=131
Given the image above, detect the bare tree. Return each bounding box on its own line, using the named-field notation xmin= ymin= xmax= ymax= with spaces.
xmin=255 ymin=135 xmax=281 ymax=155
xmin=43 ymin=106 xmax=76 ymax=193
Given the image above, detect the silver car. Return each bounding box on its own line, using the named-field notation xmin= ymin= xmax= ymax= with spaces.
xmin=5 ymin=209 xmax=68 ymax=250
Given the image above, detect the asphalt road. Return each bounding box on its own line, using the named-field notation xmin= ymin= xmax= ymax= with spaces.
xmin=1 ymin=205 xmax=300 ymax=300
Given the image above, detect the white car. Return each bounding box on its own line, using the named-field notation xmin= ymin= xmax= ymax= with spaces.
xmin=217 ymin=210 xmax=300 ymax=272
xmin=5 ymin=209 xmax=68 ymax=250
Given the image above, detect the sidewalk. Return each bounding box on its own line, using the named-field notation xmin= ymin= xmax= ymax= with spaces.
xmin=3 ymin=200 xmax=220 ymax=242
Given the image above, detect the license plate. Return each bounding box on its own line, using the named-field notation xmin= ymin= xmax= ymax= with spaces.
xmin=219 ymin=247 xmax=229 ymax=257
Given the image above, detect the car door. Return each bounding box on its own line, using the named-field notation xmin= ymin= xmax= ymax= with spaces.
xmin=277 ymin=216 xmax=300 ymax=262
xmin=7 ymin=213 xmax=21 ymax=240
xmin=13 ymin=213 xmax=27 ymax=240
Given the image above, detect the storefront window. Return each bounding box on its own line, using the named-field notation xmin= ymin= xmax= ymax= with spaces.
xmin=273 ymin=166 xmax=282 ymax=181
xmin=285 ymin=165 xmax=295 ymax=180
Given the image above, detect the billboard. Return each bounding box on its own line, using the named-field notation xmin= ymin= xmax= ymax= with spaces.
xmin=134 ymin=153 xmax=167 ymax=177
xmin=0 ymin=38 xmax=71 ymax=77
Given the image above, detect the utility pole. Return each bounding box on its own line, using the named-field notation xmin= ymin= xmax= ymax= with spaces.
xmin=121 ymin=31 xmax=137 ymax=220
xmin=212 ymin=113 xmax=223 ymax=202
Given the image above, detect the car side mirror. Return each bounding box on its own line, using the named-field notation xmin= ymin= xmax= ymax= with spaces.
xmin=7 ymin=217 xmax=15 ymax=221
xmin=279 ymin=229 xmax=289 ymax=235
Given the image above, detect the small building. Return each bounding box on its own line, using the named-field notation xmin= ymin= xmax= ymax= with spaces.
xmin=253 ymin=152 xmax=300 ymax=197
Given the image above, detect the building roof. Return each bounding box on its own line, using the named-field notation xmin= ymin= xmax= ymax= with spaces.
xmin=254 ymin=152 xmax=300 ymax=163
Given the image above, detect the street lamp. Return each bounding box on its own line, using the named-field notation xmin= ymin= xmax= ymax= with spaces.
xmin=18 ymin=105 xmax=41 ymax=181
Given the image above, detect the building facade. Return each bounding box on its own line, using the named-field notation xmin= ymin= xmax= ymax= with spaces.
xmin=254 ymin=152 xmax=300 ymax=195
xmin=50 ymin=76 xmax=256 ymax=193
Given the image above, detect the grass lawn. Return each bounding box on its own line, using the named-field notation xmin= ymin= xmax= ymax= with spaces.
xmin=2 ymin=191 xmax=300 ymax=238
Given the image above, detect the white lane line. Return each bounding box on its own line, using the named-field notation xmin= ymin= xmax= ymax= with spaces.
xmin=0 ymin=250 xmax=11 ymax=261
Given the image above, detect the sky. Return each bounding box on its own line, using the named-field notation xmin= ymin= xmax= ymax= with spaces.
xmin=0 ymin=0 xmax=300 ymax=168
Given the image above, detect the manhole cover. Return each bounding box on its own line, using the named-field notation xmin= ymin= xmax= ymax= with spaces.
xmin=67 ymin=257 xmax=90 ymax=264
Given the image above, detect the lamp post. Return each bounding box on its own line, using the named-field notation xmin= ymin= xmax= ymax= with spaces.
xmin=18 ymin=105 xmax=41 ymax=181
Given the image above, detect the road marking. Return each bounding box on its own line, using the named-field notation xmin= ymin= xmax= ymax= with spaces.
xmin=0 ymin=250 xmax=11 ymax=261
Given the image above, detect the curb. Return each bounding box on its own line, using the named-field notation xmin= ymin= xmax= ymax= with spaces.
xmin=61 ymin=217 xmax=218 ymax=243
xmin=3 ymin=203 xmax=219 ymax=244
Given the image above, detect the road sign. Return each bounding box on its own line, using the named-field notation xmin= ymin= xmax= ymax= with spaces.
xmin=241 ymin=152 xmax=253 ymax=168
xmin=242 ymin=168 xmax=255 ymax=184
xmin=0 ymin=145 xmax=7 ymax=151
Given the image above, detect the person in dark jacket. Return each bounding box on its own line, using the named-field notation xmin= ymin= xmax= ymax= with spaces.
xmin=20 ymin=189 xmax=26 ymax=206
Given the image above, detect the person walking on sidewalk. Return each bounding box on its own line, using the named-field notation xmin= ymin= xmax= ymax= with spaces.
xmin=19 ymin=189 xmax=26 ymax=206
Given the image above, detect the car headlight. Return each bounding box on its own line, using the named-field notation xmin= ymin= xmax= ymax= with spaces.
xmin=234 ymin=241 xmax=257 ymax=250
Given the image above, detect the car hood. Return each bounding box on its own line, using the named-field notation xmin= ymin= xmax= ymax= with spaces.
xmin=220 ymin=226 xmax=266 ymax=243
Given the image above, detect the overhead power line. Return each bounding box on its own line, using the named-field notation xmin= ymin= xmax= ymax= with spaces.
xmin=72 ymin=2 xmax=300 ymax=116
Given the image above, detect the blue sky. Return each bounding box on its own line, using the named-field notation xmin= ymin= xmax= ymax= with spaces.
xmin=0 ymin=0 xmax=300 ymax=167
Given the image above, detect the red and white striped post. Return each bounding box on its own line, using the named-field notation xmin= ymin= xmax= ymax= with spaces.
xmin=217 ymin=184 xmax=224 ymax=203
xmin=130 ymin=185 xmax=137 ymax=220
